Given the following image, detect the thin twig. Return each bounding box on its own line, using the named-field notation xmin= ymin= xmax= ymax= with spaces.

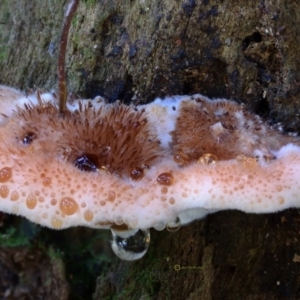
xmin=58 ymin=0 xmax=80 ymax=115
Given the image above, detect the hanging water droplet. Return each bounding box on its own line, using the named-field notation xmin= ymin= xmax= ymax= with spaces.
xmin=110 ymin=228 xmax=150 ymax=261
xmin=166 ymin=217 xmax=181 ymax=232
xmin=153 ymin=221 xmax=166 ymax=231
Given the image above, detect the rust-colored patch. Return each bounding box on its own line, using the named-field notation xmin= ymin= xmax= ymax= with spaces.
xmin=171 ymin=97 xmax=295 ymax=165
xmin=13 ymin=103 xmax=162 ymax=178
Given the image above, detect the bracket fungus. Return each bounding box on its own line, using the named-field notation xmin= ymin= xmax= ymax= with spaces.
xmin=0 ymin=85 xmax=300 ymax=260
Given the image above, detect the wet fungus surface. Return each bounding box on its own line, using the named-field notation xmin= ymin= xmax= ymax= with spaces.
xmin=0 ymin=87 xmax=299 ymax=234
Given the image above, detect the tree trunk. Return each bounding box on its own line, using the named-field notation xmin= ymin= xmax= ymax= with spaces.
xmin=1 ymin=0 xmax=300 ymax=299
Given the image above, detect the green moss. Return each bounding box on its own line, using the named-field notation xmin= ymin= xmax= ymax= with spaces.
xmin=106 ymin=257 xmax=171 ymax=300
xmin=0 ymin=226 xmax=30 ymax=247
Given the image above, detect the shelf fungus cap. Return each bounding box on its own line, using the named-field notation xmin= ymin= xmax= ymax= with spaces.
xmin=0 ymin=85 xmax=299 ymax=230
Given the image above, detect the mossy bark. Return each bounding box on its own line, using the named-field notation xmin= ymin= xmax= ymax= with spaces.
xmin=1 ymin=0 xmax=300 ymax=299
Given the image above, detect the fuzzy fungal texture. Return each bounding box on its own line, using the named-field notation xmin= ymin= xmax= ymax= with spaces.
xmin=0 ymin=85 xmax=299 ymax=230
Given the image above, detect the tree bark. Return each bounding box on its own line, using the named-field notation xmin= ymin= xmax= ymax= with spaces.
xmin=1 ymin=0 xmax=300 ymax=299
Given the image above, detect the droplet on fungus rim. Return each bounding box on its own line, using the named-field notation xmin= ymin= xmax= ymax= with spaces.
xmin=43 ymin=177 xmax=52 ymax=186
xmin=161 ymin=186 xmax=168 ymax=194
xmin=10 ymin=191 xmax=19 ymax=201
xmin=115 ymin=216 xmax=124 ymax=225
xmin=153 ymin=222 xmax=166 ymax=231
xmin=166 ymin=217 xmax=182 ymax=232
xmin=130 ymin=167 xmax=144 ymax=180
xmin=0 ymin=167 xmax=12 ymax=183
xmin=157 ymin=172 xmax=174 ymax=186
xmin=51 ymin=199 xmax=57 ymax=206
xmin=51 ymin=217 xmax=63 ymax=229
xmin=84 ymin=210 xmax=94 ymax=222
xmin=60 ymin=197 xmax=79 ymax=215
xmin=173 ymin=154 xmax=184 ymax=165
xmin=107 ymin=191 xmax=116 ymax=201
xmin=236 ymin=154 xmax=258 ymax=169
xmin=0 ymin=185 xmax=9 ymax=198
xmin=278 ymin=196 xmax=285 ymax=205
xmin=169 ymin=197 xmax=176 ymax=205
xmin=26 ymin=194 xmax=37 ymax=209
xmin=198 ymin=153 xmax=218 ymax=165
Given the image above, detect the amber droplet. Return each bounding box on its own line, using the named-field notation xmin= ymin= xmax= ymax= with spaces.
xmin=198 ymin=153 xmax=218 ymax=165
xmin=236 ymin=154 xmax=257 ymax=169
xmin=173 ymin=154 xmax=184 ymax=165
xmin=161 ymin=186 xmax=168 ymax=194
xmin=157 ymin=172 xmax=174 ymax=186
xmin=169 ymin=197 xmax=176 ymax=205
xmin=38 ymin=197 xmax=45 ymax=203
xmin=60 ymin=197 xmax=79 ymax=215
xmin=26 ymin=194 xmax=37 ymax=209
xmin=51 ymin=217 xmax=63 ymax=229
xmin=51 ymin=199 xmax=57 ymax=206
xmin=84 ymin=210 xmax=94 ymax=222
xmin=0 ymin=185 xmax=9 ymax=198
xmin=43 ymin=177 xmax=52 ymax=186
xmin=10 ymin=191 xmax=19 ymax=201
xmin=0 ymin=167 xmax=12 ymax=183
xmin=130 ymin=167 xmax=144 ymax=180
xmin=278 ymin=196 xmax=285 ymax=205
xmin=107 ymin=191 xmax=116 ymax=202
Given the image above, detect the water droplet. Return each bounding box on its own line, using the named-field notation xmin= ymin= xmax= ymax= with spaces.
xmin=51 ymin=199 xmax=57 ymax=206
xmin=157 ymin=172 xmax=174 ymax=186
xmin=74 ymin=154 xmax=98 ymax=172
xmin=130 ymin=167 xmax=144 ymax=180
xmin=236 ymin=154 xmax=258 ymax=169
xmin=0 ymin=167 xmax=12 ymax=183
xmin=278 ymin=196 xmax=285 ymax=205
xmin=107 ymin=191 xmax=116 ymax=201
xmin=173 ymin=154 xmax=184 ymax=165
xmin=110 ymin=228 xmax=150 ymax=261
xmin=153 ymin=222 xmax=166 ymax=231
xmin=166 ymin=217 xmax=181 ymax=232
xmin=22 ymin=132 xmax=36 ymax=145
xmin=10 ymin=191 xmax=19 ymax=201
xmin=0 ymin=185 xmax=9 ymax=198
xmin=161 ymin=186 xmax=168 ymax=194
xmin=43 ymin=177 xmax=52 ymax=186
xmin=26 ymin=194 xmax=37 ymax=209
xmin=115 ymin=216 xmax=124 ymax=225
xmin=51 ymin=217 xmax=63 ymax=229
xmin=38 ymin=196 xmax=45 ymax=203
xmin=60 ymin=197 xmax=79 ymax=215
xmin=169 ymin=197 xmax=176 ymax=205
xmin=84 ymin=210 xmax=94 ymax=222
xmin=198 ymin=153 xmax=218 ymax=164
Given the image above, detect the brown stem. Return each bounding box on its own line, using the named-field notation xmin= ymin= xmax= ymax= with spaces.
xmin=58 ymin=0 xmax=80 ymax=115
